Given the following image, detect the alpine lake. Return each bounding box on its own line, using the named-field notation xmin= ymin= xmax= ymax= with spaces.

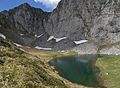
xmin=49 ymin=54 xmax=105 ymax=87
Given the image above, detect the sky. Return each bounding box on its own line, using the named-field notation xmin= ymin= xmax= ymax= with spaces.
xmin=0 ymin=0 xmax=61 ymax=12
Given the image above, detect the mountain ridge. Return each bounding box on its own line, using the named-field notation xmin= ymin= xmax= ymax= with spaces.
xmin=0 ymin=0 xmax=120 ymax=54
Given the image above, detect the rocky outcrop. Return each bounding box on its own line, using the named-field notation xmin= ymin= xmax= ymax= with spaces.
xmin=0 ymin=3 xmax=76 ymax=50
xmin=53 ymin=39 xmax=76 ymax=50
xmin=99 ymin=45 xmax=120 ymax=55
xmin=73 ymin=42 xmax=98 ymax=54
xmin=47 ymin=0 xmax=120 ymax=44
xmin=0 ymin=3 xmax=52 ymax=47
xmin=90 ymin=1 xmax=120 ymax=45
xmin=98 ymin=41 xmax=120 ymax=54
xmin=0 ymin=13 xmax=21 ymax=43
xmin=46 ymin=0 xmax=120 ymax=53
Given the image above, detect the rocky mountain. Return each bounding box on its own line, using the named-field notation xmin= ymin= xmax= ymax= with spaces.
xmin=0 ymin=3 xmax=52 ymax=46
xmin=0 ymin=3 xmax=76 ymax=50
xmin=0 ymin=0 xmax=120 ymax=54
xmin=47 ymin=0 xmax=120 ymax=44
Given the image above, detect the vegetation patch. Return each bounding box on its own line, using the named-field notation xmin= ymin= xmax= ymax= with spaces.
xmin=0 ymin=40 xmax=67 ymax=88
xmin=96 ymin=55 xmax=120 ymax=88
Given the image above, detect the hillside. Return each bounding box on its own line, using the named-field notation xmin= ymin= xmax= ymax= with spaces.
xmin=0 ymin=39 xmax=67 ymax=88
xmin=0 ymin=39 xmax=89 ymax=88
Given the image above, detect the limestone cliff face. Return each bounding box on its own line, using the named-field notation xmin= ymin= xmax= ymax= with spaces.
xmin=46 ymin=0 xmax=120 ymax=53
xmin=47 ymin=0 xmax=120 ymax=45
xmin=90 ymin=0 xmax=120 ymax=45
xmin=46 ymin=0 xmax=101 ymax=40
xmin=0 ymin=0 xmax=120 ymax=52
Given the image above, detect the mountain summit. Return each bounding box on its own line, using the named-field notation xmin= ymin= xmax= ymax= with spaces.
xmin=0 ymin=0 xmax=120 ymax=54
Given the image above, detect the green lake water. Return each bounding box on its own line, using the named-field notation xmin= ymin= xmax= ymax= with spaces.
xmin=49 ymin=55 xmax=102 ymax=87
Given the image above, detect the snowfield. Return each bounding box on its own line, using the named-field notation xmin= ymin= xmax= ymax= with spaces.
xmin=74 ymin=40 xmax=88 ymax=44
xmin=35 ymin=46 xmax=52 ymax=50
xmin=47 ymin=36 xmax=67 ymax=42
xmin=0 ymin=33 xmax=6 ymax=39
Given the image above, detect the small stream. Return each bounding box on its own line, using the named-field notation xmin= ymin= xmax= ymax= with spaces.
xmin=49 ymin=54 xmax=103 ymax=87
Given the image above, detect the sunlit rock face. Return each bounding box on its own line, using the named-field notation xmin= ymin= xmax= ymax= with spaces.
xmin=46 ymin=0 xmax=120 ymax=44
xmin=46 ymin=0 xmax=101 ymax=40
xmin=46 ymin=0 xmax=120 ymax=53
xmin=90 ymin=0 xmax=120 ymax=45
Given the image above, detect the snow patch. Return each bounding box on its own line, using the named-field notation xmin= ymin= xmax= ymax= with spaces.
xmin=61 ymin=50 xmax=65 ymax=53
xmin=35 ymin=46 xmax=52 ymax=50
xmin=55 ymin=37 xmax=67 ymax=42
xmin=35 ymin=34 xmax=37 ymax=37
xmin=35 ymin=34 xmax=43 ymax=38
xmin=37 ymin=34 xmax=43 ymax=38
xmin=47 ymin=36 xmax=54 ymax=41
xmin=74 ymin=40 xmax=88 ymax=44
xmin=19 ymin=48 xmax=25 ymax=52
xmin=47 ymin=36 xmax=67 ymax=42
xmin=0 ymin=33 xmax=6 ymax=39
xmin=14 ymin=43 xmax=23 ymax=47
xmin=20 ymin=34 xmax=24 ymax=36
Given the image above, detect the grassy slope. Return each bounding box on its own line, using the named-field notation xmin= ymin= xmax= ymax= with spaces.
xmin=0 ymin=40 xmax=86 ymax=88
xmin=22 ymin=47 xmax=77 ymax=62
xmin=96 ymin=55 xmax=120 ymax=88
xmin=0 ymin=40 xmax=67 ymax=88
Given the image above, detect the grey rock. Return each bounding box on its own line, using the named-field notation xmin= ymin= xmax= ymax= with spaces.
xmin=46 ymin=0 xmax=101 ymax=40
xmin=47 ymin=0 xmax=120 ymax=53
xmin=0 ymin=13 xmax=22 ymax=44
xmin=53 ymin=39 xmax=76 ymax=51
xmin=47 ymin=0 xmax=120 ymax=43
xmin=0 ymin=3 xmax=53 ymax=47
xmin=32 ymin=33 xmax=56 ymax=48
xmin=90 ymin=8 xmax=120 ymax=45
xmin=99 ymin=45 xmax=120 ymax=55
xmin=73 ymin=42 xmax=98 ymax=54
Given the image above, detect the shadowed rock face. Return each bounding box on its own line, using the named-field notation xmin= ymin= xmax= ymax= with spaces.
xmin=0 ymin=0 xmax=120 ymax=52
xmin=0 ymin=3 xmax=52 ymax=47
xmin=0 ymin=3 xmax=75 ymax=49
